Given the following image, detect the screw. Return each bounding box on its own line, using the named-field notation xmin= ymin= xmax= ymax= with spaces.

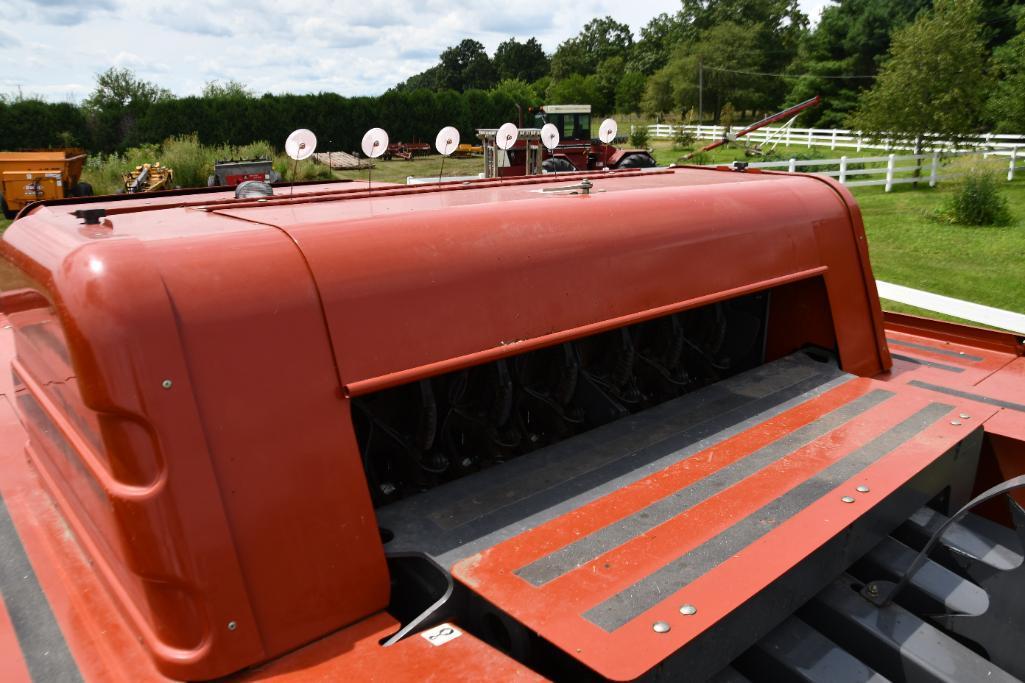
xmin=856 ymin=485 xmax=870 ymax=493
xmin=227 ymin=621 xmax=237 ymax=631
xmin=959 ymin=413 xmax=970 ymax=419
xmin=679 ymin=604 xmax=697 ymax=616
xmin=867 ymin=583 xmax=879 ymax=596
xmin=950 ymin=420 xmax=962 ymax=426
xmin=652 ymin=621 xmax=671 ymax=633
xmin=161 ymin=379 xmax=173 ymax=389
xmin=841 ymin=496 xmax=856 ymax=504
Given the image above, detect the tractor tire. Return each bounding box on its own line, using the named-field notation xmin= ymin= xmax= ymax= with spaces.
xmin=543 ymin=157 xmax=577 ymax=173
xmin=615 ymin=153 xmax=657 ymax=169
xmin=1 ymin=197 xmax=14 ymax=220
xmin=69 ymin=181 xmax=93 ymax=197
xmin=269 ymin=170 xmax=282 ymax=183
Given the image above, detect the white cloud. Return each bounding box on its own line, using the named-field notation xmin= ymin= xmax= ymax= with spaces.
xmin=1 ymin=0 xmax=832 ymax=99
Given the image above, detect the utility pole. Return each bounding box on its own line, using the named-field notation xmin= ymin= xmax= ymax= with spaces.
xmin=698 ymin=57 xmax=703 ymax=124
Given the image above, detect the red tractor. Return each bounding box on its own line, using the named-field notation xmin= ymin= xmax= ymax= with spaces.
xmin=533 ymin=104 xmax=656 ymax=172
xmin=478 ymin=105 xmax=656 ymax=178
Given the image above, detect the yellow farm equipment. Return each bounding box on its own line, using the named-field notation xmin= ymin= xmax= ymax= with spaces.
xmin=0 ymin=148 xmax=89 ymax=219
xmin=123 ymin=162 xmax=175 ymax=193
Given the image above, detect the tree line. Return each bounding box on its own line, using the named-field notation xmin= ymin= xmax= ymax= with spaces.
xmin=0 ymin=75 xmax=526 ymax=154
xmin=1 ymin=0 xmax=1023 ymax=154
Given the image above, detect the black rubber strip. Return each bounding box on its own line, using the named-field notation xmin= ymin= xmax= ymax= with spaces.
xmin=908 ymin=380 xmax=1025 ymax=413
xmin=515 ymin=389 xmax=895 ymax=586
xmin=582 ymin=402 xmax=953 ymax=632
xmin=887 ymin=338 xmax=983 ymax=363
xmin=890 ymin=353 xmax=965 ymax=374
xmin=0 ymin=494 xmax=83 ymax=682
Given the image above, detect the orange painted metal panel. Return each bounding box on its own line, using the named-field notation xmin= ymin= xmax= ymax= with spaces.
xmin=452 ymin=378 xmax=993 ymax=680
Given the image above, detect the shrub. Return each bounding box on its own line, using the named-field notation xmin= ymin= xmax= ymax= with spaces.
xmin=160 ymin=134 xmax=212 ymax=188
xmin=672 ymin=129 xmax=696 ymax=151
xmin=629 ymin=126 xmax=649 ymax=148
xmin=934 ymin=158 xmax=1012 ymax=226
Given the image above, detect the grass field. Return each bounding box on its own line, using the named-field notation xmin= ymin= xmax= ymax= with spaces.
xmin=1 ymin=144 xmax=1021 ymax=329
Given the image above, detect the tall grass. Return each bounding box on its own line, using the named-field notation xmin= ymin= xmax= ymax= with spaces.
xmin=81 ymin=134 xmax=334 ymax=195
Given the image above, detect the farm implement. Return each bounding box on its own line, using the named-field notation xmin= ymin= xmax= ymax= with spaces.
xmin=0 ymin=148 xmax=90 ymax=218
xmin=0 ymin=163 xmax=1023 ymax=682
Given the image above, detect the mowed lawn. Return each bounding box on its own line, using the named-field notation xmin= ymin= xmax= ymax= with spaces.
xmin=1 ymin=153 xmax=1022 ymax=327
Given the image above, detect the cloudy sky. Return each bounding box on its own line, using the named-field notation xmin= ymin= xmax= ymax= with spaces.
xmin=0 ymin=0 xmax=831 ymax=102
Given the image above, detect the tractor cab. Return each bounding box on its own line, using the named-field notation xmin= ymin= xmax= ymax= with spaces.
xmin=535 ymin=104 xmax=592 ymax=142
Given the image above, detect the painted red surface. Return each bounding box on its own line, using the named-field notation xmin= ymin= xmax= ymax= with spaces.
xmin=0 ymin=166 xmax=1020 ymax=681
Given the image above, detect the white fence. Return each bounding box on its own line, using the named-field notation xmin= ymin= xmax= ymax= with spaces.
xmin=705 ymin=148 xmax=1025 ymax=191
xmin=647 ymin=123 xmax=1025 ymax=155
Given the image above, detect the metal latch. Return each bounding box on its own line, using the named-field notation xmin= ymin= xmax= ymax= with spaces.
xmin=540 ymin=179 xmax=596 ymax=195
xmin=72 ymin=208 xmax=107 ymax=225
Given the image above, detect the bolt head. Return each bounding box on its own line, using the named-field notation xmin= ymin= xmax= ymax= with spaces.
xmin=161 ymin=379 xmax=173 ymax=389
xmin=227 ymin=621 xmax=238 ymax=631
xmin=652 ymin=621 xmax=671 ymax=633
xmin=867 ymin=583 xmax=879 ymax=596
xmin=679 ymin=604 xmax=697 ymax=616
xmin=841 ymin=496 xmax=856 ymax=504
xmin=959 ymin=413 xmax=970 ymax=419
xmin=950 ymin=420 xmax=962 ymax=426
xmin=856 ymin=485 xmax=870 ymax=493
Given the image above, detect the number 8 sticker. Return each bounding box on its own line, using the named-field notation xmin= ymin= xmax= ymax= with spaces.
xmin=420 ymin=623 xmax=462 ymax=646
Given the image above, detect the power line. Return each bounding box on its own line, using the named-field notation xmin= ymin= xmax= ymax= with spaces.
xmin=702 ymin=65 xmax=876 ymax=80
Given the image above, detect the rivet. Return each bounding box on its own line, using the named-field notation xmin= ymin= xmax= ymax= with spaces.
xmin=856 ymin=485 xmax=870 ymax=493
xmin=679 ymin=604 xmax=697 ymax=616
xmin=227 ymin=621 xmax=237 ymax=631
xmin=959 ymin=413 xmax=970 ymax=419
xmin=841 ymin=496 xmax=856 ymax=504
xmin=652 ymin=621 xmax=671 ymax=633
xmin=161 ymin=379 xmax=173 ymax=389
xmin=958 ymin=351 xmax=966 ymax=356
xmin=866 ymin=583 xmax=879 ymax=596
xmin=950 ymin=420 xmax=962 ymax=426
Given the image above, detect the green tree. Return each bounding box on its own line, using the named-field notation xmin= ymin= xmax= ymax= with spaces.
xmin=493 ymin=37 xmax=549 ymax=82
xmin=547 ymin=74 xmax=601 ymax=107
xmin=202 ymin=79 xmax=253 ymax=99
xmin=630 ymin=12 xmax=687 ymax=75
xmin=643 ymin=22 xmax=770 ymax=121
xmin=84 ymin=67 xmax=172 ymax=110
xmin=986 ymin=9 xmax=1025 ymax=132
xmin=83 ymin=67 xmax=173 ymax=151
xmin=551 ymin=16 xmax=633 ymax=78
xmin=615 ymin=72 xmax=647 ymax=113
xmin=394 ymin=65 xmax=443 ymax=91
xmin=594 ymin=56 xmax=625 ymax=114
xmin=785 ymin=0 xmax=930 ymax=128
xmin=848 ymin=0 xmax=990 ymax=147
xmin=439 ymin=39 xmax=497 ymax=91
xmin=490 ymin=79 xmax=541 ymax=110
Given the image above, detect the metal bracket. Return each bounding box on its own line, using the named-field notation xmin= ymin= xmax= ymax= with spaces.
xmin=72 ymin=208 xmax=107 ymax=225
xmin=865 ymin=474 xmax=1025 ymax=606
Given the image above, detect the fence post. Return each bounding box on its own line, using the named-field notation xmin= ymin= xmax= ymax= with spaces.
xmin=785 ymin=127 xmax=791 ymax=147
xmin=1010 ymin=148 xmax=1018 ymax=182
xmin=856 ymin=131 xmax=863 ymax=153
xmin=788 ymin=158 xmax=797 ymax=173
xmin=885 ymin=154 xmax=895 ymax=192
xmin=929 ymin=152 xmax=940 ymax=187
xmin=696 ymin=124 xmax=703 ymax=139
xmin=807 ymin=129 xmax=813 ymax=146
xmin=839 ymin=156 xmax=848 ymax=184
xmin=831 ymin=129 xmax=837 ymax=151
